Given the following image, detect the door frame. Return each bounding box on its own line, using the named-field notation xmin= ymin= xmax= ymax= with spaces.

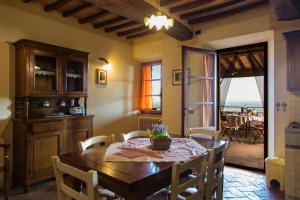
xmin=181 ymin=46 xmax=217 ymax=137
xmin=216 ymin=42 xmax=268 ymax=171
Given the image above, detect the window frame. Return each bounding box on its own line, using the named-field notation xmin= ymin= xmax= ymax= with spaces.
xmin=140 ymin=60 xmax=162 ymax=115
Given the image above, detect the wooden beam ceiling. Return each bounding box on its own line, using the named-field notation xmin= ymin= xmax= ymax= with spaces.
xmin=78 ymin=10 xmax=110 ymax=24
xmin=160 ymin=0 xmax=183 ymax=7
xmin=44 ymin=0 xmax=71 ymax=12
xmin=105 ymin=21 xmax=138 ymax=33
xmin=269 ymin=0 xmax=300 ymax=21
xmin=86 ymin=0 xmax=193 ymax=41
xmin=93 ymin=16 xmax=126 ymax=29
xmin=117 ymin=26 xmax=148 ymax=37
xmin=180 ymin=0 xmax=246 ymax=20
xmin=63 ymin=2 xmax=93 ymax=17
xmin=169 ymin=0 xmax=216 ymax=14
xmin=127 ymin=30 xmax=155 ymax=39
xmin=188 ymin=0 xmax=269 ymax=24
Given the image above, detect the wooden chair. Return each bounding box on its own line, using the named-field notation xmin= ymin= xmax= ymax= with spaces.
xmin=0 ymin=143 xmax=9 ymax=200
xmin=147 ymin=153 xmax=208 ymax=200
xmin=79 ymin=134 xmax=115 ymax=151
xmin=251 ymin=121 xmax=264 ymax=144
xmin=52 ymin=156 xmax=98 ymax=200
xmin=205 ymin=141 xmax=229 ymax=200
xmin=170 ymin=153 xmax=208 ymax=200
xmin=121 ymin=130 xmax=148 ymax=142
xmin=221 ymin=118 xmax=240 ymax=143
xmin=189 ymin=127 xmax=221 ymax=140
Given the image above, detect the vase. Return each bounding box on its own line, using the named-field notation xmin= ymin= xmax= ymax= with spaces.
xmin=150 ymin=135 xmax=172 ymax=151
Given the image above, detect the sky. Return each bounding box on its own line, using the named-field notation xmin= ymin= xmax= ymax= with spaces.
xmin=225 ymin=77 xmax=262 ymax=103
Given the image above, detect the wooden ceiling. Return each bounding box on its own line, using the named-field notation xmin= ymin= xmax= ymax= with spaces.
xmin=22 ymin=0 xmax=300 ymax=40
xmin=160 ymin=0 xmax=269 ymax=25
xmin=23 ymin=0 xmax=192 ymax=41
xmin=219 ymin=45 xmax=265 ymax=78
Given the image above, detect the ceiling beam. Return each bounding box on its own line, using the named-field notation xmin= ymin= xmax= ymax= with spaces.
xmin=160 ymin=0 xmax=183 ymax=7
xmin=236 ymin=56 xmax=246 ymax=69
xmin=117 ymin=26 xmax=148 ymax=37
xmin=44 ymin=0 xmax=71 ymax=12
xmin=78 ymin=10 xmax=110 ymax=24
xmin=63 ymin=2 xmax=93 ymax=17
xmin=180 ymin=0 xmax=246 ymax=20
xmin=170 ymin=0 xmax=216 ymax=14
xmin=269 ymin=0 xmax=300 ymax=21
xmin=188 ymin=0 xmax=269 ymax=24
xmin=86 ymin=0 xmax=193 ymax=41
xmin=127 ymin=30 xmax=155 ymax=39
xmin=93 ymin=16 xmax=126 ymax=29
xmin=105 ymin=21 xmax=138 ymax=33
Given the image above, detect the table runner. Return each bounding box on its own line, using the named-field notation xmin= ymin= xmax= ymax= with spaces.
xmin=103 ymin=138 xmax=207 ymax=162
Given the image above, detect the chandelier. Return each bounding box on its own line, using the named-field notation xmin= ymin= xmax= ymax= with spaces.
xmin=144 ymin=0 xmax=174 ymax=31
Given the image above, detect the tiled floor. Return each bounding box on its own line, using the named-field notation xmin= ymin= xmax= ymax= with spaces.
xmin=5 ymin=167 xmax=284 ymax=200
xmin=224 ymin=167 xmax=284 ymax=200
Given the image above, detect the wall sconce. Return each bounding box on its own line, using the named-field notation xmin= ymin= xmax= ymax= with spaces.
xmin=99 ymin=57 xmax=112 ymax=72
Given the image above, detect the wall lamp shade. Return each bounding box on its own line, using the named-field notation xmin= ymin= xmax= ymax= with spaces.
xmin=99 ymin=57 xmax=112 ymax=72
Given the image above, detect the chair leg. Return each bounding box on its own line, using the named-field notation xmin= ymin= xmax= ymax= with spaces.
xmin=4 ymin=149 xmax=9 ymax=200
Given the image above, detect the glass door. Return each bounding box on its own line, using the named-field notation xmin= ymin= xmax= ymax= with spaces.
xmin=182 ymin=46 xmax=217 ymax=136
xmin=63 ymin=55 xmax=87 ymax=96
xmin=31 ymin=49 xmax=60 ymax=95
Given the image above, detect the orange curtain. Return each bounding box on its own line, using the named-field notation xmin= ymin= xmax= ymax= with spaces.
xmin=140 ymin=65 xmax=152 ymax=110
xmin=203 ymin=54 xmax=213 ymax=127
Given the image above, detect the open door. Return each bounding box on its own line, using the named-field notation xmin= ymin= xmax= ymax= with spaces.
xmin=182 ymin=46 xmax=217 ymax=137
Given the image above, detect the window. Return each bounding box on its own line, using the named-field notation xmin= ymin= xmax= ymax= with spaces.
xmin=140 ymin=61 xmax=162 ymax=114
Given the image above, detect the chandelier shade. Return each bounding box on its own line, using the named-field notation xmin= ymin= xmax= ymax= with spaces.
xmin=144 ymin=12 xmax=174 ymax=31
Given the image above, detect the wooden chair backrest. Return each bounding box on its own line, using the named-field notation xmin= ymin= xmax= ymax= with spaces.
xmin=205 ymin=141 xmax=230 ymax=200
xmin=189 ymin=127 xmax=221 ymax=140
xmin=79 ymin=134 xmax=115 ymax=151
xmin=170 ymin=153 xmax=208 ymax=200
xmin=52 ymin=156 xmax=98 ymax=200
xmin=122 ymin=130 xmax=148 ymax=142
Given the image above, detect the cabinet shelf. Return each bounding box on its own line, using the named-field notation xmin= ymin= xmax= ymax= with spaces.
xmin=66 ymin=73 xmax=83 ymax=79
xmin=35 ymin=70 xmax=56 ymax=76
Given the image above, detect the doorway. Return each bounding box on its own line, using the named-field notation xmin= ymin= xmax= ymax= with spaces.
xmin=217 ymin=43 xmax=268 ymax=171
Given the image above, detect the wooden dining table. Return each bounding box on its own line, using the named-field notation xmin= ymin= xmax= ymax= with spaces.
xmin=59 ymin=137 xmax=226 ymax=200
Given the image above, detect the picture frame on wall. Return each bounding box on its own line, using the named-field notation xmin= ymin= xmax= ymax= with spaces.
xmin=172 ymin=69 xmax=182 ymax=85
xmin=96 ymin=69 xmax=107 ymax=85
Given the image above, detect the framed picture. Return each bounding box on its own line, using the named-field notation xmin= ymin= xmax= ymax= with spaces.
xmin=96 ymin=69 xmax=107 ymax=85
xmin=172 ymin=69 xmax=182 ymax=85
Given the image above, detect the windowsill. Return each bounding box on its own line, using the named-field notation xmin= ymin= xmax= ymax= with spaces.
xmin=139 ymin=110 xmax=162 ymax=116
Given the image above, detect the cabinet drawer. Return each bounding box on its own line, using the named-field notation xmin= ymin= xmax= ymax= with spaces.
xmin=32 ymin=121 xmax=65 ymax=133
xmin=67 ymin=118 xmax=92 ymax=130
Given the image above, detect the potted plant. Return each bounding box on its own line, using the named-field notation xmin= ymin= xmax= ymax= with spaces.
xmin=149 ymin=124 xmax=172 ymax=151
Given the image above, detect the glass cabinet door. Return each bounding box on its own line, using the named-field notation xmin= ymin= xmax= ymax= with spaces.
xmin=64 ymin=56 xmax=87 ymax=95
xmin=32 ymin=50 xmax=60 ymax=95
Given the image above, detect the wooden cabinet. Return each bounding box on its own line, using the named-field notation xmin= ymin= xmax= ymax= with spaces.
xmin=13 ymin=39 xmax=93 ymax=191
xmin=65 ymin=117 xmax=93 ymax=153
xmin=13 ymin=116 xmax=93 ymax=191
xmin=14 ymin=39 xmax=89 ymax=97
xmin=284 ymin=30 xmax=300 ymax=91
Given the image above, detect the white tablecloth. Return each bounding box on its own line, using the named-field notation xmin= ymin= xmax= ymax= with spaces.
xmin=103 ymin=138 xmax=207 ymax=162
